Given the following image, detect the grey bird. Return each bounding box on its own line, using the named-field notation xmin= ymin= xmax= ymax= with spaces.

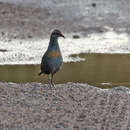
xmin=38 ymin=29 xmax=65 ymax=87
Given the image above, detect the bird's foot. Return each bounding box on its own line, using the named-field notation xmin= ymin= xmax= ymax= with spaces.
xmin=49 ymin=83 xmax=56 ymax=89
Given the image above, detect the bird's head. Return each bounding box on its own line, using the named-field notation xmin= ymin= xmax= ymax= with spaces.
xmin=51 ymin=29 xmax=65 ymax=39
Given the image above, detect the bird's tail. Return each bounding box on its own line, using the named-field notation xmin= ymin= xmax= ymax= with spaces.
xmin=38 ymin=72 xmax=42 ymax=76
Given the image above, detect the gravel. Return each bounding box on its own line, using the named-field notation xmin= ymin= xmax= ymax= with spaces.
xmin=0 ymin=82 xmax=130 ymax=130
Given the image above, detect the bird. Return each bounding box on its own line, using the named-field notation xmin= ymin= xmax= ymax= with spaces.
xmin=38 ymin=29 xmax=65 ymax=88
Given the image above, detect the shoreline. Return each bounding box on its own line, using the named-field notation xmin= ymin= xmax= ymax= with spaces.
xmin=0 ymin=2 xmax=130 ymax=64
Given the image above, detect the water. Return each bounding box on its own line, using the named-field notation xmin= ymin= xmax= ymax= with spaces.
xmin=0 ymin=53 xmax=130 ymax=88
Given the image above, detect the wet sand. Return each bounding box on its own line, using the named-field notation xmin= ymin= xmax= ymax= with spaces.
xmin=0 ymin=82 xmax=130 ymax=130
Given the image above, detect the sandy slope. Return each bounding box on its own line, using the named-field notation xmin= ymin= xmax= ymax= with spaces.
xmin=0 ymin=82 xmax=130 ymax=130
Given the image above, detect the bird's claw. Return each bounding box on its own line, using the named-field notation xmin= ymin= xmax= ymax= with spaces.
xmin=49 ymin=83 xmax=56 ymax=89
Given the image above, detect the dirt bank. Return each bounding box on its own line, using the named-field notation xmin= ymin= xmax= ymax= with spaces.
xmin=0 ymin=0 xmax=130 ymax=41
xmin=0 ymin=82 xmax=130 ymax=130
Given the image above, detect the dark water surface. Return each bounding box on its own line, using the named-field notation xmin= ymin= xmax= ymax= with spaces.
xmin=0 ymin=53 xmax=130 ymax=88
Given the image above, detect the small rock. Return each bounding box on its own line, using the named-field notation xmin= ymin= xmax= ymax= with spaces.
xmin=0 ymin=49 xmax=8 ymax=52
xmin=2 ymin=11 xmax=6 ymax=15
xmin=72 ymin=35 xmax=80 ymax=39
xmin=1 ymin=32 xmax=5 ymax=36
xmin=14 ymin=36 xmax=17 ymax=39
xmin=55 ymin=122 xmax=68 ymax=128
xmin=28 ymin=35 xmax=32 ymax=38
xmin=73 ymin=125 xmax=79 ymax=129
xmin=77 ymin=112 xmax=86 ymax=121
xmin=20 ymin=41 xmax=22 ymax=44
xmin=92 ymin=3 xmax=96 ymax=7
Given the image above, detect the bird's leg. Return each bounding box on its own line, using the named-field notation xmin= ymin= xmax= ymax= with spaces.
xmin=51 ymin=74 xmax=55 ymax=88
xmin=49 ymin=74 xmax=55 ymax=88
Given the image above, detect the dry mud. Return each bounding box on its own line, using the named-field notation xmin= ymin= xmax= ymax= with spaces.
xmin=0 ymin=82 xmax=130 ymax=130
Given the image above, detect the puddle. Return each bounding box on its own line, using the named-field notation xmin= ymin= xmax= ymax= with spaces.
xmin=0 ymin=1 xmax=130 ymax=89
xmin=0 ymin=53 xmax=130 ymax=88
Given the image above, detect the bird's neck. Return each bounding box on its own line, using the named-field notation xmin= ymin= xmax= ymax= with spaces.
xmin=49 ymin=36 xmax=59 ymax=49
xmin=50 ymin=36 xmax=58 ymax=43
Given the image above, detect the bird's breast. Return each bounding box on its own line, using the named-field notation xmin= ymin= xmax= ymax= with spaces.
xmin=47 ymin=51 xmax=61 ymax=58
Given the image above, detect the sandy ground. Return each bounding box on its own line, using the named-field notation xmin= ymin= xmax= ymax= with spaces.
xmin=0 ymin=0 xmax=130 ymax=40
xmin=0 ymin=82 xmax=130 ymax=130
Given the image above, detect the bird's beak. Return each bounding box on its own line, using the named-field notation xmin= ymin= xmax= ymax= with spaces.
xmin=60 ymin=33 xmax=65 ymax=38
